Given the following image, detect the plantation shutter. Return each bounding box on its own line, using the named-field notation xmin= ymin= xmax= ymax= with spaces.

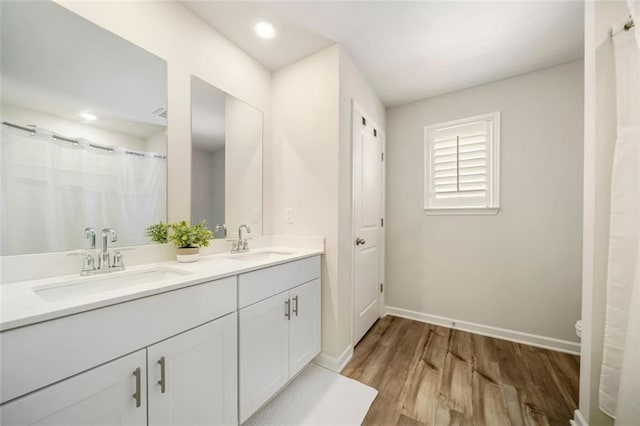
xmin=424 ymin=113 xmax=499 ymax=213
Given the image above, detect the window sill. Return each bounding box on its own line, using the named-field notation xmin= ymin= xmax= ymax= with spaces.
xmin=424 ymin=207 xmax=500 ymax=216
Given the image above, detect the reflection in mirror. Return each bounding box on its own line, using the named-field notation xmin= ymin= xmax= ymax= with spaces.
xmin=0 ymin=1 xmax=167 ymax=256
xmin=191 ymin=78 xmax=226 ymax=233
xmin=191 ymin=76 xmax=262 ymax=238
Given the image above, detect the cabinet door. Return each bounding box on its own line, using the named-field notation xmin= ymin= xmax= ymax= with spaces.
xmin=239 ymin=292 xmax=290 ymax=423
xmin=289 ymin=279 xmax=322 ymax=376
xmin=0 ymin=350 xmax=146 ymax=426
xmin=147 ymin=313 xmax=238 ymax=426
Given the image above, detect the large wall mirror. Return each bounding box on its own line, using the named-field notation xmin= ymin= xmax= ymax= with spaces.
xmin=0 ymin=1 xmax=167 ymax=256
xmin=191 ymin=77 xmax=262 ymax=238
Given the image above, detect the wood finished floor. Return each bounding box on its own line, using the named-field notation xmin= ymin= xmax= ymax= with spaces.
xmin=342 ymin=316 xmax=579 ymax=426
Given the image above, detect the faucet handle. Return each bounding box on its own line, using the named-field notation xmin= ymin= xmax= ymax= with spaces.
xmin=84 ymin=227 xmax=96 ymax=249
xmin=112 ymin=251 xmax=125 ymax=269
xmin=82 ymin=254 xmax=96 ymax=274
xmin=67 ymin=250 xmax=96 ymax=275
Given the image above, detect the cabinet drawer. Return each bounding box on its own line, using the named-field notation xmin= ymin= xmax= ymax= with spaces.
xmin=238 ymin=256 xmax=320 ymax=309
xmin=0 ymin=277 xmax=236 ymax=404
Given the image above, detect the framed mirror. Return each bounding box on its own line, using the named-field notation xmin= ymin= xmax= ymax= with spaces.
xmin=0 ymin=1 xmax=168 ymax=256
xmin=191 ymin=76 xmax=263 ymax=238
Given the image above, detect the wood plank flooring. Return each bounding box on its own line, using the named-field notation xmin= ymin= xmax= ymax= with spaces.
xmin=342 ymin=316 xmax=579 ymax=426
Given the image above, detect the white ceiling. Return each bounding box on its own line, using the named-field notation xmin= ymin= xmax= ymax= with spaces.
xmin=182 ymin=1 xmax=584 ymax=107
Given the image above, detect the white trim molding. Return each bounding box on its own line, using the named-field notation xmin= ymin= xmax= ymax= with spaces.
xmin=570 ymin=410 xmax=588 ymax=426
xmin=385 ymin=306 xmax=580 ymax=355
xmin=424 ymin=207 xmax=500 ymax=216
xmin=314 ymin=345 xmax=354 ymax=373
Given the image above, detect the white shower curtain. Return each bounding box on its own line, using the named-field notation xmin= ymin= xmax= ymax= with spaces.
xmin=0 ymin=125 xmax=166 ymax=255
xmin=599 ymin=5 xmax=640 ymax=423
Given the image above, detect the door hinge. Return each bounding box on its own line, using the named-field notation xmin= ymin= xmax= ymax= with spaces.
xmin=381 ymin=218 xmax=384 ymax=227
xmin=381 ymin=152 xmax=384 ymax=161
xmin=380 ymin=283 xmax=384 ymax=293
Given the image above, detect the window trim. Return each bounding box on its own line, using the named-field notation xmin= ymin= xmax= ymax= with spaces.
xmin=423 ymin=111 xmax=501 ymax=215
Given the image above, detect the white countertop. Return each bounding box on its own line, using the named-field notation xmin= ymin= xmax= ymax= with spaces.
xmin=0 ymin=247 xmax=323 ymax=332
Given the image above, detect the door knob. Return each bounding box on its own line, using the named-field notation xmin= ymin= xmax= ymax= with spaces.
xmin=355 ymin=237 xmax=366 ymax=246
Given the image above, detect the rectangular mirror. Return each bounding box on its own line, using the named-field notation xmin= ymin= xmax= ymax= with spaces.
xmin=0 ymin=1 xmax=167 ymax=256
xmin=191 ymin=76 xmax=263 ymax=238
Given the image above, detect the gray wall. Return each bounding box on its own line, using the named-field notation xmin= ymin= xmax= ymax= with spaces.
xmin=385 ymin=60 xmax=584 ymax=342
xmin=270 ymin=44 xmax=386 ymax=359
xmin=191 ymin=148 xmax=224 ymax=228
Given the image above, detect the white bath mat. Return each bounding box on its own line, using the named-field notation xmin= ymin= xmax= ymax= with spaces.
xmin=244 ymin=363 xmax=378 ymax=425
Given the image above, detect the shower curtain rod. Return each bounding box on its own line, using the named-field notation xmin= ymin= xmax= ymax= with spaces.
xmin=1 ymin=120 xmax=167 ymax=159
xmin=611 ymin=16 xmax=635 ymax=37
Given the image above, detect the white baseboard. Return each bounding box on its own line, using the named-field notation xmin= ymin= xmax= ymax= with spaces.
xmin=314 ymin=345 xmax=354 ymax=373
xmin=570 ymin=410 xmax=588 ymax=426
xmin=385 ymin=306 xmax=580 ymax=355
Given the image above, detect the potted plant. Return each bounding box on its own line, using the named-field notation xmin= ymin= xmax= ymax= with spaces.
xmin=145 ymin=220 xmax=213 ymax=262
xmin=144 ymin=221 xmax=170 ymax=244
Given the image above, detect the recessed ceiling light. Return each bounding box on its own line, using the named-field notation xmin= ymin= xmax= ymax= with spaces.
xmin=80 ymin=112 xmax=98 ymax=121
xmin=253 ymin=20 xmax=276 ymax=40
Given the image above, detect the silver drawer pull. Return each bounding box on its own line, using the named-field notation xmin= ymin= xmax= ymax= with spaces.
xmin=132 ymin=368 xmax=141 ymax=408
xmin=292 ymin=296 xmax=299 ymax=316
xmin=285 ymin=298 xmax=291 ymax=319
xmin=157 ymin=356 xmax=166 ymax=394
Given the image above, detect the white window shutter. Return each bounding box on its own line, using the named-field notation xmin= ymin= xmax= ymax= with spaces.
xmin=424 ymin=112 xmax=500 ymax=215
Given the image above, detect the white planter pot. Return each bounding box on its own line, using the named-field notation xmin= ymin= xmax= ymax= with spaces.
xmin=176 ymin=247 xmax=199 ymax=263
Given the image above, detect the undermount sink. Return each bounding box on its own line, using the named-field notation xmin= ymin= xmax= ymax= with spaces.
xmin=33 ymin=267 xmax=192 ymax=302
xmin=224 ymin=250 xmax=293 ymax=262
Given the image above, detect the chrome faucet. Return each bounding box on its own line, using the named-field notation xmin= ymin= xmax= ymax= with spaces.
xmin=70 ymin=227 xmax=126 ymax=276
xmin=99 ymin=228 xmax=118 ymax=269
xmin=214 ymin=224 xmax=227 ymax=238
xmin=231 ymin=224 xmax=251 ymax=253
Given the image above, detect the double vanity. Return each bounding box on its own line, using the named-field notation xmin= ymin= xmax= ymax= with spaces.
xmin=0 ymin=247 xmax=322 ymax=425
xmin=0 ymin=3 xmax=319 ymax=424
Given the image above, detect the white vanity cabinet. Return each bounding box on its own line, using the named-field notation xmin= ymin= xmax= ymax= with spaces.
xmin=0 ymin=252 xmax=323 ymax=426
xmin=0 ymin=277 xmax=238 ymax=426
xmin=148 ymin=313 xmax=238 ymax=426
xmin=289 ymin=279 xmax=322 ymax=375
xmin=1 ymin=314 xmax=238 ymax=426
xmin=238 ymin=256 xmax=321 ymax=423
xmin=0 ymin=349 xmax=148 ymax=425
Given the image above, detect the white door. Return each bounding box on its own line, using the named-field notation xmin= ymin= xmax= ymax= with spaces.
xmin=353 ymin=103 xmax=384 ymax=345
xmin=0 ymin=350 xmax=146 ymax=426
xmin=289 ymin=279 xmax=321 ymax=376
xmin=148 ymin=313 xmax=238 ymax=426
xmin=239 ymin=292 xmax=290 ymax=423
